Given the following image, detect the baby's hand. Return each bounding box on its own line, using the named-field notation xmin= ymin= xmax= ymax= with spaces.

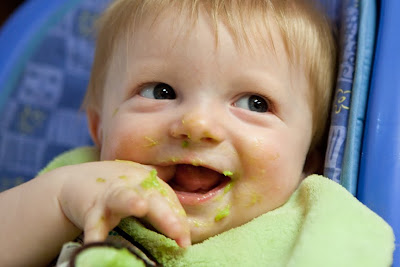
xmin=56 ymin=161 xmax=190 ymax=248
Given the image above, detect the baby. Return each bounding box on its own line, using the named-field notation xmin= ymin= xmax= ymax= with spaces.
xmin=0 ymin=0 xmax=393 ymax=266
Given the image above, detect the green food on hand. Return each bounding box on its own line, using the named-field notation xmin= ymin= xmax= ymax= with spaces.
xmin=140 ymin=170 xmax=168 ymax=196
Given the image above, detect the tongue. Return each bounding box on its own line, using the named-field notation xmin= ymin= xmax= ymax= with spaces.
xmin=172 ymin=165 xmax=222 ymax=193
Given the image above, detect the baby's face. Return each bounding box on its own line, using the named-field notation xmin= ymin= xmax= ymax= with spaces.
xmin=94 ymin=10 xmax=313 ymax=242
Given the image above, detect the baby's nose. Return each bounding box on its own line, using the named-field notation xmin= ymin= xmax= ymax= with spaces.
xmin=169 ymin=112 xmax=225 ymax=144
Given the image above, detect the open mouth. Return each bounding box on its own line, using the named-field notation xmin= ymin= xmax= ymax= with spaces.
xmin=167 ymin=164 xmax=231 ymax=205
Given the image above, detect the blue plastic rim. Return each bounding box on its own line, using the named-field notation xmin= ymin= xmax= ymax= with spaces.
xmin=358 ymin=0 xmax=400 ymax=264
xmin=0 ymin=0 xmax=82 ymax=112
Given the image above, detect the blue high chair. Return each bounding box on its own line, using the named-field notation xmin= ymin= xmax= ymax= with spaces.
xmin=0 ymin=0 xmax=398 ymax=264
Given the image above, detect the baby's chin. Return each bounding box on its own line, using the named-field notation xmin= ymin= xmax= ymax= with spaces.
xmin=190 ymin=227 xmax=222 ymax=244
xmin=187 ymin=215 xmax=239 ymax=244
xmin=188 ymin=200 xmax=291 ymax=243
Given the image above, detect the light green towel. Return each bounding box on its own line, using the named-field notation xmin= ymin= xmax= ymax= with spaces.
xmin=45 ymin=147 xmax=394 ymax=266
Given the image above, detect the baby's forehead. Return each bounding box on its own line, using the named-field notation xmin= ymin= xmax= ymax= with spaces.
xmin=119 ymin=6 xmax=288 ymax=63
xmin=102 ymin=0 xmax=321 ymax=74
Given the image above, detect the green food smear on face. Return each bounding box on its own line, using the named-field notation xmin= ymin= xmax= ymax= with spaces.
xmin=191 ymin=159 xmax=201 ymax=166
xmin=144 ymin=136 xmax=159 ymax=147
xmin=140 ymin=170 xmax=167 ymax=196
xmin=224 ymin=180 xmax=234 ymax=194
xmin=170 ymin=157 xmax=179 ymax=163
xmin=250 ymin=194 xmax=262 ymax=205
xmin=96 ymin=178 xmax=106 ymax=183
xmin=112 ymin=107 xmax=119 ymax=117
xmin=182 ymin=140 xmax=189 ymax=148
xmin=215 ymin=205 xmax=231 ymax=222
xmin=75 ymin=247 xmax=145 ymax=267
xmin=119 ymin=175 xmax=128 ymax=180
xmin=223 ymin=171 xmax=233 ymax=177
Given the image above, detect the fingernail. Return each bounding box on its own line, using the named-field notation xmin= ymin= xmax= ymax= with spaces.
xmin=178 ymin=236 xmax=191 ymax=248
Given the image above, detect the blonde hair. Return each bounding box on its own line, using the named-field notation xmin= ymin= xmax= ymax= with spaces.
xmin=83 ymin=0 xmax=337 ymax=149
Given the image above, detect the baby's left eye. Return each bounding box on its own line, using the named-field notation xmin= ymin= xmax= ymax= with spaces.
xmin=234 ymin=94 xmax=270 ymax=113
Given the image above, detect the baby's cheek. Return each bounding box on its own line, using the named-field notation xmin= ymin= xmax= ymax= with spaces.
xmin=101 ymin=131 xmax=157 ymax=161
xmin=245 ymin=158 xmax=278 ymax=179
xmin=233 ymin=181 xmax=264 ymax=206
xmin=241 ymin=141 xmax=281 ymax=175
xmin=236 ymin=139 xmax=293 ymax=203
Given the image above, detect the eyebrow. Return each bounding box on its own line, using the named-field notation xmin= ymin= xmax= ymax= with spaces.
xmin=232 ymin=68 xmax=294 ymax=113
xmin=233 ymin=68 xmax=288 ymax=94
xmin=121 ymin=58 xmax=174 ymax=95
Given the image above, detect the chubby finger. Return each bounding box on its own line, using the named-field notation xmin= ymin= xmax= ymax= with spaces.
xmin=105 ymin=186 xmax=191 ymax=247
xmin=105 ymin=187 xmax=148 ymax=218
xmin=145 ymin=194 xmax=191 ymax=248
xmin=83 ymin=205 xmax=115 ymax=244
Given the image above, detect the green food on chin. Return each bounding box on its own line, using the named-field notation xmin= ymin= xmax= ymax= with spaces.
xmin=75 ymin=247 xmax=145 ymax=267
xmin=215 ymin=205 xmax=231 ymax=222
xmin=223 ymin=180 xmax=234 ymax=194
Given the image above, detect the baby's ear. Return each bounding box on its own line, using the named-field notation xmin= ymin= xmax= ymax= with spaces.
xmin=303 ymin=148 xmax=324 ymax=176
xmin=87 ymin=108 xmax=103 ymax=148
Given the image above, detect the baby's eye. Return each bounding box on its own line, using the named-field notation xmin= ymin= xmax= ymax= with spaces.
xmin=234 ymin=94 xmax=270 ymax=113
xmin=139 ymin=83 xmax=176 ymax=100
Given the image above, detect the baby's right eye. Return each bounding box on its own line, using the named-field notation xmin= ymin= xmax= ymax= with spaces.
xmin=139 ymin=83 xmax=176 ymax=100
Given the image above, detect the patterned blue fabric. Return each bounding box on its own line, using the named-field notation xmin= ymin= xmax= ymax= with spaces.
xmin=342 ymin=0 xmax=376 ymax=196
xmin=0 ymin=0 xmax=111 ymax=191
xmin=324 ymin=0 xmax=359 ymax=184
